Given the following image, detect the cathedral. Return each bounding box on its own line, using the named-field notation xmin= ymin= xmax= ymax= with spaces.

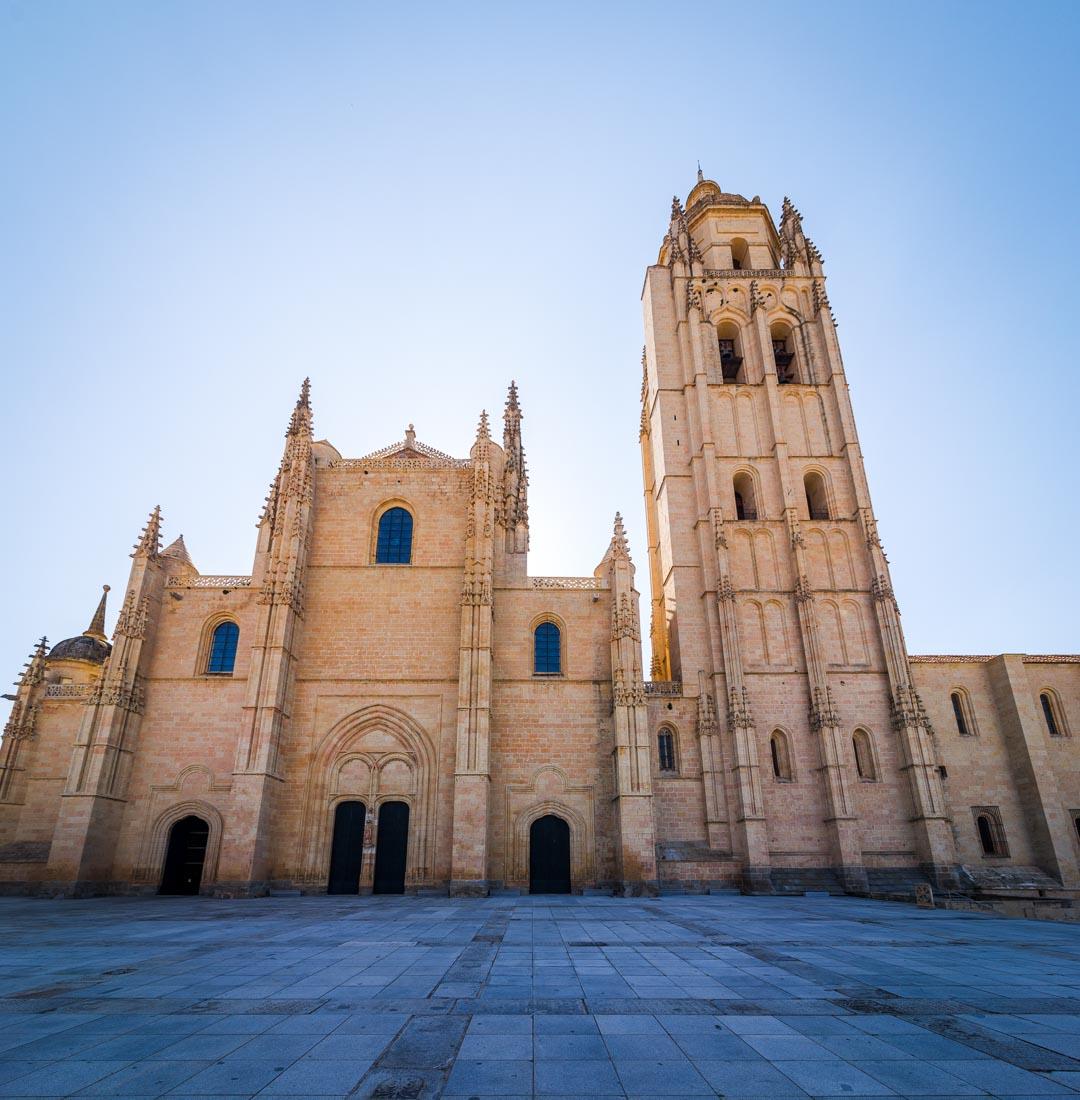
xmin=1 ymin=176 xmax=1077 ymax=902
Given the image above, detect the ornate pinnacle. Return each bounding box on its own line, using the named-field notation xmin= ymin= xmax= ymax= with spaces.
xmin=286 ymin=378 xmax=313 ymax=438
xmin=505 ymin=380 xmax=521 ymax=417
xmin=15 ymin=637 xmax=48 ymax=689
xmin=133 ymin=506 xmax=162 ymax=558
xmin=476 ymin=410 xmax=490 ymax=441
xmin=696 ymin=161 xmax=703 ymax=183
xmin=611 ymin=512 xmax=630 ymax=559
xmin=85 ymin=585 xmax=110 ymax=642
xmin=671 ymin=195 xmax=684 ymax=218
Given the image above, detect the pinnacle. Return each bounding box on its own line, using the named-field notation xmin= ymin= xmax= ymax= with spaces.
xmin=133 ymin=505 xmax=163 ymax=558
xmin=85 ymin=585 xmax=110 ymax=642
xmin=286 ymin=378 xmax=313 ymax=438
xmin=476 ymin=410 xmax=491 ymax=440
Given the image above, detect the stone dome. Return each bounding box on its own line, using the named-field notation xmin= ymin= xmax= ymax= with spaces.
xmin=48 ymin=633 xmax=111 ymax=665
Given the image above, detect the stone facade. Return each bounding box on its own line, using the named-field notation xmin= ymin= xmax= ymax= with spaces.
xmin=1 ymin=178 xmax=1076 ymax=900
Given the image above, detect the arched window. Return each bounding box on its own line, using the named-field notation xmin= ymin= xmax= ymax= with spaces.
xmin=730 ymin=237 xmax=749 ymax=270
xmin=376 ymin=507 xmax=413 ymax=564
xmin=770 ymin=730 xmax=793 ymax=781
xmin=804 ymin=472 xmax=829 ymax=521
xmin=770 ymin=324 xmax=796 ymax=384
xmin=1074 ymin=815 xmax=1080 ymax=845
xmin=534 ymin=621 xmax=561 ymax=675
xmin=206 ymin=621 xmax=239 ymax=675
xmin=951 ymin=691 xmax=974 ymax=737
xmin=657 ymin=728 xmax=676 ymax=773
xmin=733 ymin=471 xmax=758 ymax=521
xmin=717 ymin=321 xmax=743 ymax=382
xmin=1040 ymin=691 xmax=1066 ymax=737
xmin=973 ymin=806 xmax=1008 ymax=856
xmin=852 ymin=728 xmax=876 ymax=780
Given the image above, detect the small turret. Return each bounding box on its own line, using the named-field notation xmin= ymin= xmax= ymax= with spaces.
xmin=48 ymin=586 xmax=112 ymax=665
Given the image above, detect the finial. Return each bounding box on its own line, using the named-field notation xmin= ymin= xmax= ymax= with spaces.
xmin=611 ymin=511 xmax=630 ymax=558
xmin=133 ymin=505 xmax=162 ymax=558
xmin=696 ymin=161 xmax=703 ymax=183
xmin=405 ymin=424 xmax=416 ymax=447
xmin=476 ymin=410 xmax=490 ymax=440
xmin=85 ymin=585 xmax=110 ymax=642
xmin=286 ymin=378 xmax=313 ymax=437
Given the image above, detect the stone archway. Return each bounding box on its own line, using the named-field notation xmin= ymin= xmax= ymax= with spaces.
xmin=297 ymin=705 xmax=436 ymax=890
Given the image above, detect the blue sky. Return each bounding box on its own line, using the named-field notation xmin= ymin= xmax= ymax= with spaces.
xmin=2 ymin=1 xmax=1078 ymax=689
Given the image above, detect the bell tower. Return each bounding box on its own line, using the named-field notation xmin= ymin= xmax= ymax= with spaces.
xmin=640 ymin=175 xmax=960 ymax=893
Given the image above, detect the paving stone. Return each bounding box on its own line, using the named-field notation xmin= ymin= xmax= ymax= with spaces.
xmin=0 ymin=1060 xmax=131 ymax=1097
xmin=534 ymin=1057 xmax=623 ymax=1096
xmin=694 ymin=1059 xmax=810 ymax=1097
xmin=443 ymin=1057 xmax=533 ymax=1094
xmin=257 ymin=1057 xmax=374 ymax=1095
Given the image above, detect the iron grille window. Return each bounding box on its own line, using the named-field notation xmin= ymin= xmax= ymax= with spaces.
xmin=376 ymin=507 xmax=413 ymax=564
xmin=534 ymin=622 xmax=561 ymax=675
xmin=207 ymin=622 xmax=239 ymax=674
xmin=951 ymin=692 xmax=971 ymax=736
xmin=658 ymin=730 xmax=676 ymax=772
xmin=1041 ymin=693 xmax=1062 ymax=737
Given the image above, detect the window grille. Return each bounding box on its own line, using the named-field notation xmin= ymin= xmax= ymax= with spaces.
xmin=658 ymin=730 xmax=676 ymax=772
xmin=376 ymin=507 xmax=413 ymax=564
xmin=534 ymin=622 xmax=561 ymax=675
xmin=207 ymin=622 xmax=239 ymax=675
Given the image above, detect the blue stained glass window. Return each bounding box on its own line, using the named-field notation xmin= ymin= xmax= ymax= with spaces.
xmin=376 ymin=507 xmax=413 ymax=564
xmin=207 ymin=621 xmax=239 ymax=674
xmin=534 ymin=622 xmax=561 ymax=675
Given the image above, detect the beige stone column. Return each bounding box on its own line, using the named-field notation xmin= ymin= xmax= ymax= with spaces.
xmin=46 ymin=511 xmax=165 ymax=894
xmin=450 ymin=413 xmax=496 ymax=895
xmin=218 ymin=382 xmax=314 ymax=896
xmin=606 ymin=515 xmax=659 ymax=895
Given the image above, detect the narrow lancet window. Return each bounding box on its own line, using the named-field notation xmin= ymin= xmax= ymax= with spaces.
xmin=207 ymin=622 xmax=239 ymax=675
xmin=534 ymin=622 xmax=561 ymax=675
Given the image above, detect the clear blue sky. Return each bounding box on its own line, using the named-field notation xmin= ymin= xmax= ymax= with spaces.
xmin=2 ymin=1 xmax=1078 ymax=690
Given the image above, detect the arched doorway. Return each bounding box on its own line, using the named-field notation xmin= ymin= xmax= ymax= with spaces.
xmin=327 ymin=801 xmax=366 ymax=895
xmin=530 ymin=814 xmax=571 ymax=894
xmin=373 ymin=801 xmax=409 ymax=894
xmin=159 ymin=815 xmax=210 ymax=895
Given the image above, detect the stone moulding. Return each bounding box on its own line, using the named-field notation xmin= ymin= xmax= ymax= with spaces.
xmin=530 ymin=576 xmax=602 ymax=590
xmin=165 ymin=576 xmax=253 ymax=589
xmin=910 ymin=654 xmax=1080 ymax=664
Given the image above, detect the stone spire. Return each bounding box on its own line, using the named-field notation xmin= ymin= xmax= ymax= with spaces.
xmin=161 ymin=535 xmax=194 ymax=569
xmin=501 ymin=382 xmax=528 ymax=545
xmin=132 ymin=506 xmax=162 ymax=558
xmin=286 ymin=377 xmax=312 ymax=439
xmin=477 ymin=409 xmax=490 ymax=442
xmin=85 ymin=585 xmax=110 ymax=643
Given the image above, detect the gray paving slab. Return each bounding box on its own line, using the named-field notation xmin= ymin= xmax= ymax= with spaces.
xmin=0 ymin=894 xmax=1079 ymax=1098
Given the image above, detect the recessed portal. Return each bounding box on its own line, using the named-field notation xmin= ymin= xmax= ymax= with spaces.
xmin=529 ymin=813 xmax=571 ymax=894
xmin=373 ymin=801 xmax=409 ymax=895
xmin=327 ymin=800 xmax=366 ymax=895
xmin=158 ymin=815 xmax=209 ymax=896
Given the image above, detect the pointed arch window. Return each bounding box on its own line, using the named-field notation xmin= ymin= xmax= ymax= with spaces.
xmin=206 ymin=622 xmax=239 ymax=675
xmin=1040 ymin=691 xmax=1067 ymax=737
xmin=534 ymin=621 xmax=561 ymax=675
xmin=973 ymin=806 xmax=1008 ymax=857
xmin=657 ymin=728 xmax=677 ymax=773
xmin=950 ymin=690 xmax=977 ymax=737
xmin=376 ymin=507 xmax=413 ymax=564
xmin=770 ymin=730 xmax=793 ymax=781
xmin=852 ymin=728 xmax=877 ymax=781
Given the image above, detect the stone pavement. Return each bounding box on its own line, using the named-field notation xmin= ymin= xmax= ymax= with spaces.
xmin=1 ymin=895 xmax=1080 ymax=1098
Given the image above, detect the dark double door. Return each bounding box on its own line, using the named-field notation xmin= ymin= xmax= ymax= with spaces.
xmin=159 ymin=815 xmax=210 ymax=895
xmin=326 ymin=800 xmax=409 ymax=895
xmin=529 ymin=814 xmax=571 ymax=894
